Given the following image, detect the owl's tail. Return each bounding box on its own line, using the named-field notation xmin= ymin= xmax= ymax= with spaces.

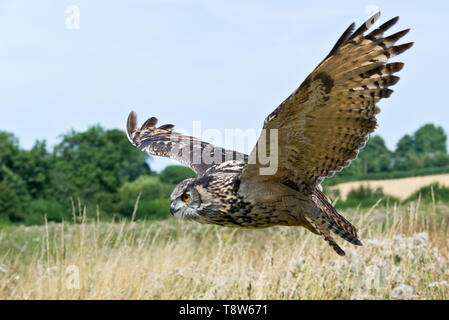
xmin=305 ymin=188 xmax=362 ymax=256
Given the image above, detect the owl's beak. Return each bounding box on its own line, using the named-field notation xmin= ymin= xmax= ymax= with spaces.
xmin=169 ymin=203 xmax=176 ymax=216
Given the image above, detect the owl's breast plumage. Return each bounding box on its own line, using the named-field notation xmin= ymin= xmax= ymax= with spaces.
xmin=193 ymin=161 xmax=308 ymax=228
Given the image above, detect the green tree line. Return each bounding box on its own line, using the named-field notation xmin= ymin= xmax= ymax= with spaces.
xmin=0 ymin=123 xmax=448 ymax=225
xmin=0 ymin=126 xmax=195 ymax=225
xmin=323 ymin=123 xmax=449 ymax=186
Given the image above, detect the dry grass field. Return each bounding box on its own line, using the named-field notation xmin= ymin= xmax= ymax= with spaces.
xmin=0 ymin=199 xmax=448 ymax=300
xmin=331 ymin=173 xmax=449 ymax=201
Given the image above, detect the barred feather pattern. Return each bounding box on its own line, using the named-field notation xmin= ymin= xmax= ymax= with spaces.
xmin=304 ymin=215 xmax=346 ymax=256
xmin=310 ymin=188 xmax=363 ymax=254
xmin=126 ymin=112 xmax=247 ymax=176
xmin=243 ymin=13 xmax=413 ymax=195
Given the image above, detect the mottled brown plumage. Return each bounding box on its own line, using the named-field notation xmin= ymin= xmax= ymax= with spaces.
xmin=126 ymin=12 xmax=412 ymax=256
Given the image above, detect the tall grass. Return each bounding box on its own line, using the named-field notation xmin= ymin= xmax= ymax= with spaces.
xmin=0 ymin=199 xmax=448 ymax=299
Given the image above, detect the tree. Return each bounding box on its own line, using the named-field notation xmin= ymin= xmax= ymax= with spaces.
xmin=395 ymin=134 xmax=414 ymax=158
xmin=14 ymin=140 xmax=52 ymax=199
xmin=0 ymin=131 xmax=20 ymax=170
xmin=118 ymin=176 xmax=173 ymax=219
xmin=394 ymin=124 xmax=449 ymax=170
xmin=159 ymin=165 xmax=196 ymax=185
xmin=413 ymin=124 xmax=447 ymax=155
xmin=339 ymin=135 xmax=392 ymax=177
xmin=359 ymin=135 xmax=392 ymax=173
xmin=0 ymin=166 xmax=30 ymax=222
xmin=51 ymin=125 xmax=151 ymax=210
xmin=0 ymin=132 xmax=31 ymax=222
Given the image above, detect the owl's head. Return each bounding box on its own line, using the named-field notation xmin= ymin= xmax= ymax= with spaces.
xmin=169 ymin=177 xmax=208 ymax=219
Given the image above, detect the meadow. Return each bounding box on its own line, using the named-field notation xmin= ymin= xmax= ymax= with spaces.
xmin=0 ymin=198 xmax=448 ymax=300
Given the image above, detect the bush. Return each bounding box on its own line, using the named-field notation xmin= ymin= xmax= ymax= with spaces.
xmin=119 ymin=176 xmax=173 ymax=200
xmin=0 ymin=166 xmax=31 ymax=223
xmin=23 ymin=199 xmax=69 ymax=225
xmin=335 ymin=185 xmax=399 ymax=209
xmin=0 ymin=180 xmax=26 ymax=223
xmin=137 ymin=198 xmax=171 ymax=220
xmin=159 ymin=165 xmax=196 ymax=185
xmin=406 ymin=183 xmax=449 ymax=203
xmin=118 ymin=176 xmax=174 ymax=219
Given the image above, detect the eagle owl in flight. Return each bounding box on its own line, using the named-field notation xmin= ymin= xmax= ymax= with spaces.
xmin=127 ymin=13 xmax=412 ymax=256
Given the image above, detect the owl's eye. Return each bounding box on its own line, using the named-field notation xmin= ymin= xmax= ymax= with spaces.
xmin=181 ymin=193 xmax=191 ymax=202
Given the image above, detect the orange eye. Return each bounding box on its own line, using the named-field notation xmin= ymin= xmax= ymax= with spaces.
xmin=181 ymin=193 xmax=191 ymax=202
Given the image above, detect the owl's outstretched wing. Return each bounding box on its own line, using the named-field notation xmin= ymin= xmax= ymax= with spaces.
xmin=126 ymin=111 xmax=247 ymax=176
xmin=242 ymin=13 xmax=413 ymax=194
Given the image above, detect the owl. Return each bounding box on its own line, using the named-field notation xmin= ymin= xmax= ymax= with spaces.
xmin=126 ymin=12 xmax=412 ymax=256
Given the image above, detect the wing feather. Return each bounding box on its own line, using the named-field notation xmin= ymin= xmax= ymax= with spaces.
xmin=243 ymin=13 xmax=413 ymax=193
xmin=126 ymin=112 xmax=247 ymax=176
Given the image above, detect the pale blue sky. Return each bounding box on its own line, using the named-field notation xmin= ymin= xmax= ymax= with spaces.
xmin=0 ymin=1 xmax=447 ymax=171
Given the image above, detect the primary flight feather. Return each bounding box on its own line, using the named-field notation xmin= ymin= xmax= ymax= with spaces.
xmin=126 ymin=12 xmax=413 ymax=256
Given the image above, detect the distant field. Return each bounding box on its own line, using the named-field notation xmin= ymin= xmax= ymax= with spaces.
xmin=331 ymin=173 xmax=449 ymax=201
xmin=0 ymin=202 xmax=448 ymax=299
